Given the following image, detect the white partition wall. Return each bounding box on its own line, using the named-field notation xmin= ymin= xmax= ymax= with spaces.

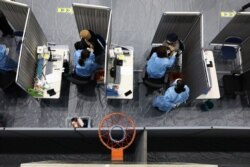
xmin=152 ymin=12 xmax=208 ymax=101
xmin=16 ymin=10 xmax=48 ymax=91
xmin=72 ymin=3 xmax=111 ymax=41
xmin=0 ymin=0 xmax=28 ymax=32
xmin=211 ymin=12 xmax=250 ymax=73
xmin=152 ymin=12 xmax=202 ymax=45
xmin=72 ymin=3 xmax=112 ymax=84
xmin=211 ymin=12 xmax=250 ymax=45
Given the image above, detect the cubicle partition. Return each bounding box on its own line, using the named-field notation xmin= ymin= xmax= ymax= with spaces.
xmin=16 ymin=10 xmax=48 ymax=91
xmin=72 ymin=3 xmax=112 ymax=84
xmin=152 ymin=12 xmax=208 ymax=101
xmin=211 ymin=12 xmax=250 ymax=73
xmin=0 ymin=0 xmax=28 ymax=32
xmin=72 ymin=3 xmax=111 ymax=41
xmin=240 ymin=38 xmax=250 ymax=72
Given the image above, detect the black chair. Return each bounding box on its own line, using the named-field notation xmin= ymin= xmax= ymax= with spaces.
xmin=65 ymin=73 xmax=94 ymax=86
xmin=0 ymin=70 xmax=16 ymax=92
xmin=139 ymin=67 xmax=168 ymax=96
xmin=221 ymin=36 xmax=242 ymax=60
xmin=222 ymin=70 xmax=250 ymax=103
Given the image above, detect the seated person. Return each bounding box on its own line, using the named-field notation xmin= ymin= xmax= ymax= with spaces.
xmin=73 ymin=49 xmax=99 ymax=78
xmin=0 ymin=44 xmax=17 ymax=72
xmin=152 ymin=78 xmax=190 ymax=112
xmin=75 ymin=29 xmax=105 ymax=56
xmin=71 ymin=117 xmax=85 ymax=128
xmin=146 ymin=46 xmax=176 ymax=79
xmin=163 ymin=33 xmax=184 ymax=70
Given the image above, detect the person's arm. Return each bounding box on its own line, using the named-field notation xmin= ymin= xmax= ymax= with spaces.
xmin=163 ymin=87 xmax=178 ymax=108
xmin=73 ymin=51 xmax=80 ymax=66
xmin=168 ymin=52 xmax=177 ymax=67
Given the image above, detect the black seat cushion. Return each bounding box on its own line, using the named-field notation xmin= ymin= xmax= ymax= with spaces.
xmin=0 ymin=71 xmax=16 ymax=89
xmin=223 ymin=75 xmax=242 ymax=96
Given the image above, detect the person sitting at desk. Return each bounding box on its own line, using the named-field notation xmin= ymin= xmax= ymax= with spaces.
xmin=73 ymin=49 xmax=99 ymax=78
xmin=146 ymin=46 xmax=176 ymax=79
xmin=75 ymin=29 xmax=105 ymax=56
xmin=163 ymin=33 xmax=184 ymax=70
xmin=0 ymin=44 xmax=17 ymax=72
xmin=153 ymin=78 xmax=190 ymax=112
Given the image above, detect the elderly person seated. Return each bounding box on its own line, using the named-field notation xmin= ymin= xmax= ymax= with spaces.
xmin=75 ymin=29 xmax=105 ymax=56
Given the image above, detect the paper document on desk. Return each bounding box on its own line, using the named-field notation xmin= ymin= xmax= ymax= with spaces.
xmin=46 ymin=73 xmax=60 ymax=83
xmin=121 ymin=66 xmax=133 ymax=75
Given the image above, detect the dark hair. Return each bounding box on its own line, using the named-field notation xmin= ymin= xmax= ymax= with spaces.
xmin=71 ymin=117 xmax=77 ymax=122
xmin=175 ymin=79 xmax=186 ymax=94
xmin=166 ymin=33 xmax=178 ymax=43
xmin=78 ymin=50 xmax=91 ymax=66
xmin=156 ymin=46 xmax=167 ymax=58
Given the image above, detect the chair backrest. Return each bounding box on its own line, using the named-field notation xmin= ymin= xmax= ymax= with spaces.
xmin=224 ymin=36 xmax=242 ymax=44
xmin=0 ymin=71 xmax=16 ymax=89
xmin=66 ymin=74 xmax=91 ymax=85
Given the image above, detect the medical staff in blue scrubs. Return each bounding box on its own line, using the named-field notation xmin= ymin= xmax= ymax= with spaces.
xmin=0 ymin=44 xmax=17 ymax=72
xmin=153 ymin=78 xmax=190 ymax=112
xmin=146 ymin=46 xmax=176 ymax=79
xmin=73 ymin=49 xmax=99 ymax=78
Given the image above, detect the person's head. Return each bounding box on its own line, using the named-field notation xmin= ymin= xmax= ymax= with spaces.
xmin=175 ymin=79 xmax=186 ymax=94
xmin=166 ymin=33 xmax=178 ymax=45
xmin=71 ymin=117 xmax=78 ymax=128
xmin=156 ymin=46 xmax=169 ymax=58
xmin=78 ymin=49 xmax=91 ymax=66
xmin=80 ymin=29 xmax=92 ymax=40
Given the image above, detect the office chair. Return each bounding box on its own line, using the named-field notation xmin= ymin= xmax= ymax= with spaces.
xmin=0 ymin=70 xmax=16 ymax=93
xmin=139 ymin=66 xmax=168 ymax=96
xmin=222 ymin=70 xmax=250 ymax=104
xmin=221 ymin=36 xmax=242 ymax=60
xmin=65 ymin=73 xmax=95 ymax=86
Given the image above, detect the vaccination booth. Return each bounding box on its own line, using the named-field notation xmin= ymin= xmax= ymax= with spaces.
xmin=152 ymin=12 xmax=220 ymax=101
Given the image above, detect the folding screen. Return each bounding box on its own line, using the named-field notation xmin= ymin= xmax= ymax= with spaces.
xmin=0 ymin=0 xmax=28 ymax=32
xmin=72 ymin=3 xmax=111 ymax=41
xmin=152 ymin=12 xmax=202 ymax=45
xmin=72 ymin=3 xmax=112 ymax=84
xmin=16 ymin=10 xmax=48 ymax=91
xmin=211 ymin=12 xmax=250 ymax=45
xmin=152 ymin=12 xmax=208 ymax=101
xmin=211 ymin=12 xmax=250 ymax=73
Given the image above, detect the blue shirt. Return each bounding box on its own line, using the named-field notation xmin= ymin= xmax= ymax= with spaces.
xmin=153 ymin=84 xmax=190 ymax=112
xmin=73 ymin=50 xmax=99 ymax=77
xmin=146 ymin=52 xmax=176 ymax=79
xmin=0 ymin=44 xmax=17 ymax=72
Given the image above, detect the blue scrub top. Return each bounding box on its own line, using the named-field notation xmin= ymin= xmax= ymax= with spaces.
xmin=73 ymin=50 xmax=99 ymax=77
xmin=0 ymin=45 xmax=17 ymax=72
xmin=153 ymin=84 xmax=190 ymax=112
xmin=146 ymin=52 xmax=176 ymax=79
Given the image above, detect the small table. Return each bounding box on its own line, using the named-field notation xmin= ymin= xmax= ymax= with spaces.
xmin=33 ymin=45 xmax=69 ymax=99
xmin=196 ymin=50 xmax=220 ymax=99
xmin=106 ymin=47 xmax=134 ymax=99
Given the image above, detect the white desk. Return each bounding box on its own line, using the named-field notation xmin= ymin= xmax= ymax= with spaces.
xmin=196 ymin=50 xmax=220 ymax=99
xmin=106 ymin=47 xmax=134 ymax=99
xmin=34 ymin=45 xmax=69 ymax=99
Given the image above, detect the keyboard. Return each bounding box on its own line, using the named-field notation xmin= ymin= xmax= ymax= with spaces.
xmin=45 ymin=62 xmax=53 ymax=75
xmin=114 ymin=66 xmax=121 ymax=84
